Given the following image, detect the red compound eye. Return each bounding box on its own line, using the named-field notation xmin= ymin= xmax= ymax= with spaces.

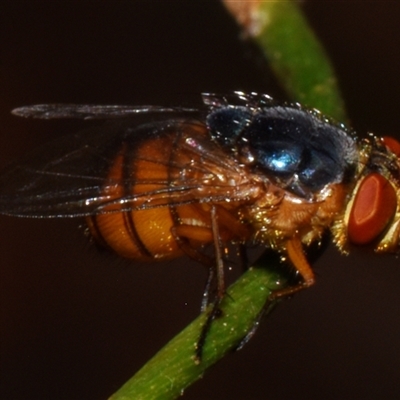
xmin=348 ymin=173 xmax=397 ymax=245
xmin=382 ymin=136 xmax=400 ymax=157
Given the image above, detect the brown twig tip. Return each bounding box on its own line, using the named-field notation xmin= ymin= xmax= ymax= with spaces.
xmin=221 ymin=0 xmax=266 ymax=36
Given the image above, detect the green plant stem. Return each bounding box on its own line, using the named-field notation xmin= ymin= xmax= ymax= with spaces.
xmin=109 ymin=254 xmax=289 ymax=400
xmin=223 ymin=0 xmax=347 ymax=122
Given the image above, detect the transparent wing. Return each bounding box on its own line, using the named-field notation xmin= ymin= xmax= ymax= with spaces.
xmin=12 ymin=104 xmax=199 ymax=120
xmin=0 ymin=119 xmax=245 ymax=218
xmin=11 ymin=92 xmax=275 ymax=120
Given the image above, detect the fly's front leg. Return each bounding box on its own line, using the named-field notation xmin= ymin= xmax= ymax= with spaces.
xmin=234 ymin=237 xmax=315 ymax=352
xmin=269 ymin=236 xmax=315 ymax=300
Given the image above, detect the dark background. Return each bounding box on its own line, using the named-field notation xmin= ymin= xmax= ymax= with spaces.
xmin=1 ymin=1 xmax=400 ymax=399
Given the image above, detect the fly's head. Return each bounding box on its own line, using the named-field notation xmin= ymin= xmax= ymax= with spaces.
xmin=334 ymin=135 xmax=400 ymax=253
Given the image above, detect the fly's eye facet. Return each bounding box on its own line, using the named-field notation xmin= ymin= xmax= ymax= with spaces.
xmin=382 ymin=136 xmax=400 ymax=157
xmin=348 ymin=173 xmax=397 ymax=245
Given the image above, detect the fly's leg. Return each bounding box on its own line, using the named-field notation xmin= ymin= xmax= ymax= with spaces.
xmin=171 ymin=205 xmax=227 ymax=361
xmin=194 ymin=205 xmax=226 ymax=362
xmin=234 ymin=237 xmax=315 ymax=352
xmin=269 ymin=236 xmax=315 ymax=300
xmin=234 ymin=300 xmax=276 ymax=351
xmin=170 ymin=223 xmax=216 ymax=312
xmin=200 ymin=265 xmax=215 ymax=313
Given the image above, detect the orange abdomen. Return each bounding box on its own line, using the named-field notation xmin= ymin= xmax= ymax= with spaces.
xmin=87 ymin=122 xmax=250 ymax=261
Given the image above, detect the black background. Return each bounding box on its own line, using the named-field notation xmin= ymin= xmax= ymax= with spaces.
xmin=1 ymin=1 xmax=400 ymax=399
